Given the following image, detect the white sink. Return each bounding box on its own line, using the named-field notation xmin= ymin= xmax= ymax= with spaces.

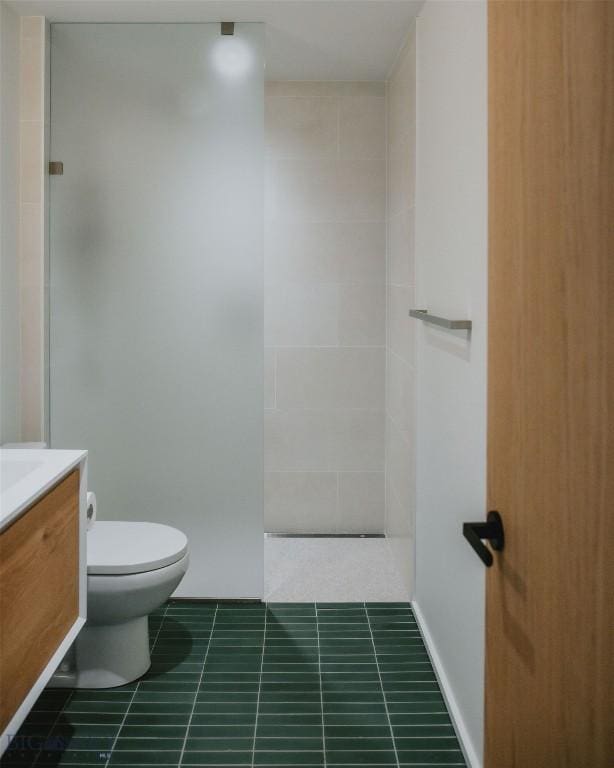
xmin=0 ymin=459 xmax=44 ymax=491
xmin=0 ymin=448 xmax=87 ymax=530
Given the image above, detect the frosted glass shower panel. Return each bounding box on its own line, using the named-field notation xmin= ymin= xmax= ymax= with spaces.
xmin=49 ymin=23 xmax=264 ymax=597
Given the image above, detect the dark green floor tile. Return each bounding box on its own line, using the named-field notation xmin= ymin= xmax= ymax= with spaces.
xmin=50 ymin=734 xmax=114 ymax=750
xmin=262 ymin=663 xmax=319 ymax=673
xmin=321 ymin=692 xmax=384 ymax=703
xmin=387 ymin=701 xmax=447 ymax=714
xmin=255 ymin=738 xmax=322 ymax=751
xmin=323 ymin=712 xmax=388 ymax=726
xmin=123 ymin=713 xmax=190 ymax=726
xmin=323 ymin=702 xmax=386 ymax=714
xmin=189 ymin=713 xmax=255 ymax=726
xmin=256 ymin=726 xmax=321 ymax=739
xmin=194 ymin=701 xmax=257 ymax=714
xmin=266 ymin=606 xmax=316 ymax=617
xmin=390 ymin=712 xmax=451 ymax=725
xmin=321 ymin=681 xmax=382 ymax=693
xmin=129 ymin=701 xmax=194 ymax=715
xmin=3 ymin=600 xmax=466 ymax=768
xmin=259 ymin=691 xmax=321 ymax=703
xmin=260 ymin=683 xmax=320 ymax=692
xmin=137 ymin=681 xmax=198 ymax=692
xmin=114 ymin=738 xmax=184 ymax=750
xmin=382 ymin=682 xmax=441 ymax=692
xmin=61 ymin=711 xmax=125 ymax=725
xmin=254 ymin=753 xmax=323 ymax=766
xmin=196 ymin=691 xmax=259 ymax=702
xmin=64 ymin=700 xmax=128 ymax=714
xmin=325 ymin=749 xmax=396 ymax=765
xmin=259 ymin=702 xmax=320 ymax=715
xmin=204 ymin=672 xmax=260 ymax=683
xmin=320 ymin=662 xmax=377 ymax=673
xmin=325 ymin=737 xmax=394 ymax=751
xmin=118 ymin=725 xmax=186 ymax=739
xmin=381 ymin=671 xmax=437 ymax=683
xmin=324 ymin=725 xmax=391 ymax=739
xmin=37 ymin=750 xmax=107 ymax=765
xmin=205 ymin=662 xmax=262 ymax=673
xmin=397 ymin=750 xmax=465 ymax=765
xmin=182 ymin=753 xmax=252 ymax=766
xmin=321 ymin=672 xmax=380 ymax=684
xmin=109 ymin=749 xmax=181 ymax=765
xmin=393 ymin=725 xmax=457 ymax=738
xmin=69 ymin=688 xmax=134 ymax=702
xmin=318 ymin=653 xmax=374 ymax=664
xmin=133 ymin=691 xmax=195 ymax=703
xmin=395 ymin=737 xmax=461 ymax=750
xmin=52 ymin=724 xmax=120 ymax=739
xmin=257 ymin=714 xmax=321 ymax=726
xmin=188 ymin=725 xmax=254 ymax=738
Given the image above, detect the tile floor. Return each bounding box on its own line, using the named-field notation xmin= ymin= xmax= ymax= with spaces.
xmin=264 ymin=538 xmax=411 ymax=603
xmin=2 ymin=602 xmax=465 ymax=767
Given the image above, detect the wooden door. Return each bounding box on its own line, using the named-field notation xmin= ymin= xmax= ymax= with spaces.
xmin=486 ymin=2 xmax=613 ymax=766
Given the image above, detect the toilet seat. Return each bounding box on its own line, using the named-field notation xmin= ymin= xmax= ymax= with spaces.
xmin=88 ymin=521 xmax=188 ymax=575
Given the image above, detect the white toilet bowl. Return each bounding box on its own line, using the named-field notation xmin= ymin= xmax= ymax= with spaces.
xmin=54 ymin=521 xmax=188 ymax=689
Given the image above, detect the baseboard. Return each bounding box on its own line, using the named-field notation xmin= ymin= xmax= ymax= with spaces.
xmin=411 ymin=600 xmax=482 ymax=768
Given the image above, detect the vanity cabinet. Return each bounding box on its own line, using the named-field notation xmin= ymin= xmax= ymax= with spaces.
xmin=0 ymin=450 xmax=87 ymax=755
xmin=0 ymin=470 xmax=79 ymax=732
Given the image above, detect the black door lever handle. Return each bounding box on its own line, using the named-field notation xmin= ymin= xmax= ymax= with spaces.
xmin=463 ymin=511 xmax=504 ymax=567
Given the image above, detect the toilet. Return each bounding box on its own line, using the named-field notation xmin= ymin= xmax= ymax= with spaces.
xmin=52 ymin=521 xmax=188 ymax=689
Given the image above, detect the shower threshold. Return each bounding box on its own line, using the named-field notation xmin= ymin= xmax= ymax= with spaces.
xmin=265 ymin=532 xmax=385 ymax=538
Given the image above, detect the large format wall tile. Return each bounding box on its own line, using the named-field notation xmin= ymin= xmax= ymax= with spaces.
xmin=338 ymin=471 xmax=385 ymax=532
xmin=275 ymin=348 xmax=385 ymax=410
xmin=265 ymin=471 xmax=338 ymax=532
xmin=264 ymin=82 xmax=386 ymax=533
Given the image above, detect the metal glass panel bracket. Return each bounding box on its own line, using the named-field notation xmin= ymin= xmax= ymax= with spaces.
xmin=409 ymin=309 xmax=472 ymax=330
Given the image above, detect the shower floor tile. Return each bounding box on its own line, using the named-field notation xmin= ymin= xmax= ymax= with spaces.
xmin=264 ymin=537 xmax=411 ymax=602
xmin=1 ymin=602 xmax=465 ymax=768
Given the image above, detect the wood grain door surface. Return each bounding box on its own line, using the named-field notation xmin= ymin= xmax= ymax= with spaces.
xmin=486 ymin=1 xmax=613 ymax=766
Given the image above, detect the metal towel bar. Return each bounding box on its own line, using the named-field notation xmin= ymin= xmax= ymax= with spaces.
xmin=409 ymin=309 xmax=472 ymax=330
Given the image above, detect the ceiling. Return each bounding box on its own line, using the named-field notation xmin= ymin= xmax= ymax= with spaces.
xmin=5 ymin=0 xmax=423 ymax=80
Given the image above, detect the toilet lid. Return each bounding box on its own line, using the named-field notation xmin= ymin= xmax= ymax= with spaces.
xmin=88 ymin=521 xmax=188 ymax=575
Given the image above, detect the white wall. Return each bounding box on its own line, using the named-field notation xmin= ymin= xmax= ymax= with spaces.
xmin=0 ymin=2 xmax=21 ymax=444
xmin=264 ymin=82 xmax=386 ymax=534
xmin=385 ymin=27 xmax=417 ymax=593
xmin=414 ymin=1 xmax=487 ymax=766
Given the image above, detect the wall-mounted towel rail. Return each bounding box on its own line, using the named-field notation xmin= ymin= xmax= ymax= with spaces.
xmin=409 ymin=309 xmax=472 ymax=330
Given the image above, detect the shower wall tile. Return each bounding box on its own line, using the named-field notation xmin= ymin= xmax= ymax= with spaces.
xmin=336 ymin=155 xmax=386 ymax=221
xmin=264 ymin=408 xmax=385 ymax=475
xmin=338 ymin=472 xmax=385 ymax=532
xmin=388 ymin=207 xmax=415 ymax=286
xmin=265 ymin=221 xmax=385 ymax=285
xmin=338 ymin=282 xmax=385 ymax=346
xmin=275 ymin=348 xmax=384 ymax=410
xmin=265 ymin=82 xmax=386 ymax=534
xmin=339 ymin=91 xmax=386 ymax=160
xmin=264 ymin=409 xmax=332 ymax=472
xmin=388 ymin=283 xmax=415 ymax=364
xmin=265 ymin=96 xmax=338 ymax=159
xmin=264 ymin=472 xmax=338 ymax=532
xmin=386 ymin=350 xmax=414 ymax=444
xmin=328 ymin=409 xmax=385 ymax=471
xmin=264 ymin=282 xmax=338 ymax=347
xmin=385 ymin=26 xmax=417 ymax=595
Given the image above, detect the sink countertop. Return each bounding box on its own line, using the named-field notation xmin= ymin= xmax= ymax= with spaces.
xmin=0 ymin=448 xmax=87 ymax=532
